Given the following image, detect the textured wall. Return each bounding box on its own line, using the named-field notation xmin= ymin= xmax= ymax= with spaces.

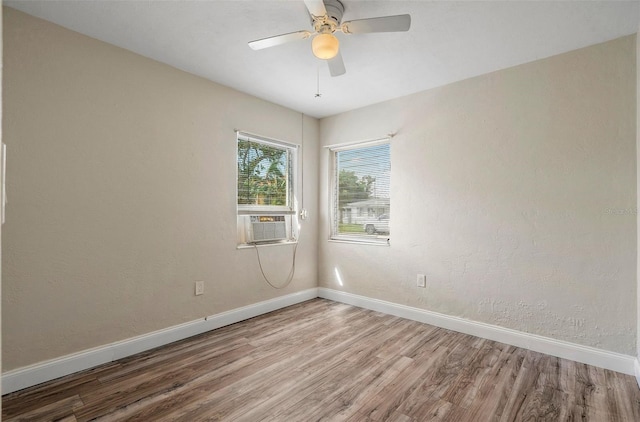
xmin=2 ymin=8 xmax=319 ymax=370
xmin=319 ymin=36 xmax=637 ymax=355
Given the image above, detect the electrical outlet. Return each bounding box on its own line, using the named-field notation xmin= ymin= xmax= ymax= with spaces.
xmin=417 ymin=274 xmax=426 ymax=288
xmin=195 ymin=280 xmax=204 ymax=296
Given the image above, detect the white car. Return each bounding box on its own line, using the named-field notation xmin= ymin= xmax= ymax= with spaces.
xmin=364 ymin=214 xmax=390 ymax=235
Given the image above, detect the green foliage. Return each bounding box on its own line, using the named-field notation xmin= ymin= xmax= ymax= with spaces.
xmin=237 ymin=140 xmax=289 ymax=206
xmin=338 ymin=223 xmax=365 ymax=233
xmin=338 ymin=169 xmax=375 ymax=207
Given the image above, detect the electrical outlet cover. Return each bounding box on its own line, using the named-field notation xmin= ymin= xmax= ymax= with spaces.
xmin=195 ymin=281 xmax=204 ymax=295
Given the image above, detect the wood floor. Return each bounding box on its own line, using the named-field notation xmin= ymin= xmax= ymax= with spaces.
xmin=3 ymin=299 xmax=640 ymax=421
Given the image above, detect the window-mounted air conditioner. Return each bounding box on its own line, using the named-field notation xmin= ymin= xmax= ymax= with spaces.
xmin=245 ymin=215 xmax=288 ymax=244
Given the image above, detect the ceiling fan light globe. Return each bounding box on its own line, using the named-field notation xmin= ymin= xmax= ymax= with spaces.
xmin=312 ymin=33 xmax=339 ymax=60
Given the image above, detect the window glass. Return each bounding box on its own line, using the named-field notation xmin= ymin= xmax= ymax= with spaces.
xmin=237 ymin=134 xmax=294 ymax=212
xmin=331 ymin=141 xmax=390 ymax=243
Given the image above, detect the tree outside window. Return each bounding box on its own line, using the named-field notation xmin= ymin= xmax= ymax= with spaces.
xmin=237 ymin=139 xmax=291 ymax=208
xmin=332 ymin=141 xmax=390 ymax=241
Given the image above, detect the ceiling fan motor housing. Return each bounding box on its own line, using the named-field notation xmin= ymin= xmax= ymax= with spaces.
xmin=310 ymin=0 xmax=344 ymax=28
xmin=325 ymin=0 xmax=345 ymax=24
xmin=250 ymin=0 xmax=410 ymax=77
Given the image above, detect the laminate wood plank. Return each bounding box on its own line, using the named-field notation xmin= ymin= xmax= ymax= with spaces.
xmin=498 ymin=350 xmax=546 ymax=421
xmin=343 ymin=318 xmax=410 ymax=363
xmin=93 ymin=303 xmax=388 ymax=421
xmin=374 ymin=320 xmax=435 ymax=360
xmin=319 ymin=326 xmax=446 ymax=422
xmin=604 ymin=369 xmax=640 ymax=421
xmin=219 ymin=314 xmax=416 ymax=420
xmin=447 ymin=345 xmax=526 ymax=421
xmin=384 ymin=411 xmax=413 ymax=422
xmin=576 ymin=362 xmax=613 ymax=421
xmin=263 ymin=322 xmax=443 ymax=422
xmin=75 ymin=343 xmax=258 ymax=421
xmin=398 ymin=327 xmax=452 ymax=358
xmin=352 ymin=343 xmax=466 ymax=421
xmin=246 ymin=310 xmax=339 ymax=347
xmin=3 ymin=298 xmax=640 ymax=422
xmin=411 ymin=397 xmax=457 ymax=422
xmin=82 ymin=304 xmax=342 ymax=416
xmin=83 ymin=338 xmax=292 ymax=421
xmin=1 ymin=363 xmax=118 ymax=418
xmin=84 ymin=348 xmax=269 ymax=421
xmin=182 ymin=318 xmax=414 ymax=421
xmin=394 ymin=342 xmax=474 ymax=420
xmin=3 ymin=394 xmax=83 ymax=422
xmin=507 ymin=355 xmax=566 ymax=421
xmin=554 ymin=355 xmax=582 ymax=422
xmin=98 ymin=334 xmax=251 ymax=385
xmin=139 ymin=344 xmax=368 ymax=421
xmin=439 ymin=339 xmax=501 ymax=408
xmin=235 ymin=352 xmax=414 ymax=422
xmin=311 ymin=357 xmax=417 ymax=422
xmin=258 ymin=355 xmax=387 ymax=422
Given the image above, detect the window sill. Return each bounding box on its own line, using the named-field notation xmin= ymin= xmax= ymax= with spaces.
xmin=328 ymin=237 xmax=390 ymax=247
xmin=237 ymin=240 xmax=298 ymax=250
xmin=237 ymin=209 xmax=296 ymax=215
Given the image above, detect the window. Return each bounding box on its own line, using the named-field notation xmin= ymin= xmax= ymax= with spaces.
xmin=330 ymin=139 xmax=390 ymax=244
xmin=237 ymin=132 xmax=296 ymax=213
xmin=236 ymin=132 xmax=298 ymax=245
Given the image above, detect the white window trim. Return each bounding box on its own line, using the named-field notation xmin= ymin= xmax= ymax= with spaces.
xmin=328 ymin=137 xmax=391 ymax=245
xmin=236 ymin=131 xmax=300 ymax=246
xmin=236 ymin=131 xmax=299 ymax=214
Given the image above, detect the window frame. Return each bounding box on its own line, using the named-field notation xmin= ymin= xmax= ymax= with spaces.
xmin=236 ymin=131 xmax=298 ymax=216
xmin=328 ymin=138 xmax=391 ymax=246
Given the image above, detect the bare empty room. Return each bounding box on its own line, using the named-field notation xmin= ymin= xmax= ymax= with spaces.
xmin=2 ymin=1 xmax=640 ymax=421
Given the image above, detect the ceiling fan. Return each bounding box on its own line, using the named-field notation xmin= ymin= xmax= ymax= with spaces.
xmin=248 ymin=0 xmax=411 ymax=77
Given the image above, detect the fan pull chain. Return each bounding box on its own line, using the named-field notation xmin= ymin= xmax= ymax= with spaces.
xmin=315 ymin=66 xmax=322 ymax=98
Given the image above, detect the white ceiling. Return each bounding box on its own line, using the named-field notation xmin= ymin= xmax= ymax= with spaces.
xmin=6 ymin=0 xmax=640 ymax=119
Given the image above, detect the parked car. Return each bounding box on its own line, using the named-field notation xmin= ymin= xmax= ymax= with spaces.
xmin=364 ymin=214 xmax=390 ymax=235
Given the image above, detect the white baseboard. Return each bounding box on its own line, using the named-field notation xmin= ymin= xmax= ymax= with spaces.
xmin=4 ymin=287 xmax=635 ymax=395
xmin=2 ymin=288 xmax=318 ymax=394
xmin=318 ymin=287 xmax=636 ymax=376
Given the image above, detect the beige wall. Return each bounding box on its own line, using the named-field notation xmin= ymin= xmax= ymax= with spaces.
xmin=2 ymin=8 xmax=319 ymax=370
xmin=1 ymin=3 xmax=4 ymax=398
xmin=637 ymin=28 xmax=640 ymax=361
xmin=319 ymin=35 xmax=637 ymax=355
xmin=2 ymin=5 xmax=637 ymax=374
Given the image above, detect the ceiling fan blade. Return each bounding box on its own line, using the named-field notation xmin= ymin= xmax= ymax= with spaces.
xmin=328 ymin=51 xmax=346 ymax=77
xmin=304 ymin=0 xmax=328 ymax=18
xmin=341 ymin=14 xmax=411 ymax=34
xmin=248 ymin=30 xmax=311 ymax=50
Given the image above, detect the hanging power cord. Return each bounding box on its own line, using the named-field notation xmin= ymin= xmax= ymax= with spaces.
xmin=254 ymin=224 xmax=301 ymax=289
xmin=254 ymin=113 xmax=306 ymax=290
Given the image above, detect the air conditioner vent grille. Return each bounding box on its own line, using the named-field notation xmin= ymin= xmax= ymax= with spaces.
xmin=248 ymin=215 xmax=287 ymax=243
